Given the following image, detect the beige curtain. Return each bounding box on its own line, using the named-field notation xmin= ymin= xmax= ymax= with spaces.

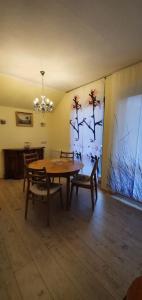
xmin=101 ymin=62 xmax=142 ymax=200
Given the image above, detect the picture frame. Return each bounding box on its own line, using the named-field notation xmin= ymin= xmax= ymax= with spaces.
xmin=15 ymin=112 xmax=33 ymax=127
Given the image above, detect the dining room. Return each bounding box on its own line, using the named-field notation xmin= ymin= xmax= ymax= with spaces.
xmin=0 ymin=1 xmax=142 ymax=299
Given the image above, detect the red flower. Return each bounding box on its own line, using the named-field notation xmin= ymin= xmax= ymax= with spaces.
xmin=72 ymin=95 xmax=81 ymax=110
xmin=88 ymin=89 xmax=100 ymax=107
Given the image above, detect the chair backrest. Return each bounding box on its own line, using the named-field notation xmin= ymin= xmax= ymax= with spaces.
xmin=26 ymin=167 xmax=50 ymax=189
xmin=90 ymin=156 xmax=99 ymax=180
xmin=75 ymin=151 xmax=82 ymax=161
xmin=24 ymin=152 xmax=39 ymax=167
xmin=60 ymin=151 xmax=74 ymax=160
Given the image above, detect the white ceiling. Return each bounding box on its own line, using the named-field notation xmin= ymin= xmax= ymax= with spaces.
xmin=0 ymin=0 xmax=142 ymax=93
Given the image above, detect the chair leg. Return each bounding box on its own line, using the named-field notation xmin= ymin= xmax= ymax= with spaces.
xmin=70 ymin=184 xmax=74 ymax=208
xmin=46 ymin=198 xmax=50 ymax=226
xmin=94 ymin=176 xmax=98 ymax=200
xmin=25 ymin=191 xmax=29 ymax=219
xmin=23 ymin=177 xmax=26 ymax=192
xmin=76 ymin=186 xmax=79 ymax=197
xmin=59 ymin=188 xmax=64 ymax=209
xmin=91 ymin=187 xmax=95 ymax=211
xmin=32 ymin=194 xmax=35 ymax=207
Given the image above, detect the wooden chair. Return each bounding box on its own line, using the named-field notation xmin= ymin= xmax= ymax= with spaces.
xmin=25 ymin=167 xmax=63 ymax=226
xmin=23 ymin=152 xmax=39 ymax=192
xmin=59 ymin=150 xmax=74 ymax=182
xmin=60 ymin=151 xmax=74 ymax=160
xmin=70 ymin=157 xmax=99 ymax=210
xmin=123 ymin=276 xmax=142 ymax=300
xmin=53 ymin=151 xmax=75 ymax=183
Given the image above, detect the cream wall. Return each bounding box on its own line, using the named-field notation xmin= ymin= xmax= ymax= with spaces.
xmin=0 ymin=73 xmax=65 ymax=110
xmin=0 ymin=72 xmax=65 ymax=178
xmin=0 ymin=106 xmax=52 ymax=178
xmin=48 ymin=92 xmax=71 ymax=154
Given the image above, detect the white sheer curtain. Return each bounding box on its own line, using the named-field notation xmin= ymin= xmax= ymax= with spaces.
xmin=70 ymin=79 xmax=105 ymax=175
xmin=102 ymin=62 xmax=142 ymax=202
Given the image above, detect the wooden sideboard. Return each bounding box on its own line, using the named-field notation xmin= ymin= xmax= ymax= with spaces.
xmin=3 ymin=147 xmax=44 ymax=179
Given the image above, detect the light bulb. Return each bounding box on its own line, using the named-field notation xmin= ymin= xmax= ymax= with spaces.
xmin=34 ymin=98 xmax=39 ymax=104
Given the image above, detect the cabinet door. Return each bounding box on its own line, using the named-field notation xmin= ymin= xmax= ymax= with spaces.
xmin=4 ymin=150 xmax=24 ymax=179
xmin=4 ymin=150 xmax=19 ymax=179
xmin=37 ymin=148 xmax=44 ymax=159
xmin=17 ymin=151 xmax=24 ymax=178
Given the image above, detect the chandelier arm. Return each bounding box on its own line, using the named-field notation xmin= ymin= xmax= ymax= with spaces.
xmin=41 ymin=72 xmax=44 ymax=95
xmin=33 ymin=70 xmax=54 ymax=113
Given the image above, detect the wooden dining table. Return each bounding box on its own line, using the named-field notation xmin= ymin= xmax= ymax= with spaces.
xmin=123 ymin=276 xmax=142 ymax=300
xmin=29 ymin=158 xmax=84 ymax=209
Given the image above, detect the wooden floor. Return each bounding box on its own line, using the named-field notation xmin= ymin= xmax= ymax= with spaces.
xmin=0 ymin=179 xmax=142 ymax=300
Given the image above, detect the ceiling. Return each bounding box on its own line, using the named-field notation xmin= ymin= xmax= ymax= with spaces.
xmin=0 ymin=0 xmax=142 ymax=108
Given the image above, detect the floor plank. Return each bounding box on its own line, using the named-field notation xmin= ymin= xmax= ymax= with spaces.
xmin=0 ymin=179 xmax=142 ymax=300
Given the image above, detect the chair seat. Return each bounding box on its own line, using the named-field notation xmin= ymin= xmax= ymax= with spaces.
xmin=30 ymin=182 xmax=62 ymax=196
xmin=25 ymin=167 xmax=63 ymax=226
xmin=71 ymin=174 xmax=91 ymax=186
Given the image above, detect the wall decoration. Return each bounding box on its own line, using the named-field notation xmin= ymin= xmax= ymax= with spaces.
xmin=15 ymin=112 xmax=33 ymax=127
xmin=40 ymin=122 xmax=46 ymax=127
xmin=24 ymin=142 xmax=31 ymax=149
xmin=70 ymin=96 xmax=84 ymax=141
xmin=83 ymin=89 xmax=103 ymax=141
xmin=0 ymin=119 xmax=6 ymax=124
xmin=70 ymin=85 xmax=104 ymax=175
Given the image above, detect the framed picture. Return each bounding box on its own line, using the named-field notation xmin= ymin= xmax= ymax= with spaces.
xmin=15 ymin=112 xmax=33 ymax=127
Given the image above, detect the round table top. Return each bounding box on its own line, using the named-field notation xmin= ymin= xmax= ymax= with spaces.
xmin=29 ymin=158 xmax=84 ymax=176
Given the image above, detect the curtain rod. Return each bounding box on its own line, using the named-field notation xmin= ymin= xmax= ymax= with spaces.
xmin=66 ymin=59 xmax=142 ymax=93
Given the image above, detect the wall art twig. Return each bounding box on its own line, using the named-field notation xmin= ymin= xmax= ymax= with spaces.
xmin=70 ymin=96 xmax=84 ymax=141
xmin=83 ymin=89 xmax=103 ymax=141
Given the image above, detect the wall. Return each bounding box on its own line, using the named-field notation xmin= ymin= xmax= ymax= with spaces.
xmin=0 ymin=73 xmax=65 ymax=110
xmin=0 ymin=106 xmax=52 ymax=178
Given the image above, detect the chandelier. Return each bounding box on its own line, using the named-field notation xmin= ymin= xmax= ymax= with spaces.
xmin=33 ymin=71 xmax=54 ymax=112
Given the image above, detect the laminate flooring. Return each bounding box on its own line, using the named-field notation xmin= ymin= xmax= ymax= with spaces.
xmin=0 ymin=179 xmax=142 ymax=300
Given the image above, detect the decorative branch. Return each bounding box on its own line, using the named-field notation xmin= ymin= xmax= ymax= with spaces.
xmin=83 ymin=89 xmax=103 ymax=141
xmin=70 ymin=120 xmax=78 ymax=134
xmin=75 ymin=151 xmax=82 ymax=160
xmin=83 ymin=118 xmax=94 ymax=134
xmin=70 ymin=96 xmax=83 ymax=141
xmin=95 ymin=120 xmax=103 ymax=126
xmin=70 ymin=90 xmax=103 ymax=142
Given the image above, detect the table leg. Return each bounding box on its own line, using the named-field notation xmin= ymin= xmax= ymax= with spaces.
xmin=66 ymin=176 xmax=70 ymax=210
